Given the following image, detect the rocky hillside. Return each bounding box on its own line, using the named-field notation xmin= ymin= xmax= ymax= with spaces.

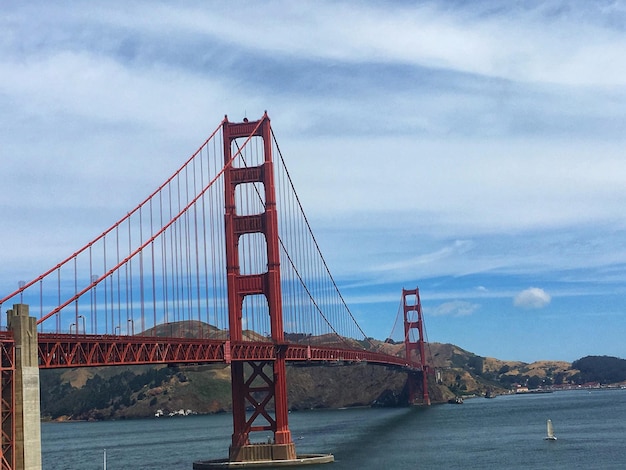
xmin=40 ymin=362 xmax=424 ymax=421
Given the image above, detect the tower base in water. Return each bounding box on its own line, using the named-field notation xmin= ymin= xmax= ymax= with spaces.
xmin=193 ymin=453 xmax=334 ymax=469
xmin=229 ymin=443 xmax=296 ymax=462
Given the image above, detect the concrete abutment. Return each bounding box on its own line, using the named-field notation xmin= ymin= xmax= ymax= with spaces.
xmin=7 ymin=304 xmax=42 ymax=470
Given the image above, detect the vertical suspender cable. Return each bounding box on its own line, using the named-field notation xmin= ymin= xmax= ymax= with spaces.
xmin=150 ymin=199 xmax=157 ymax=334
xmin=128 ymin=216 xmax=133 ymax=331
xmin=57 ymin=268 xmax=61 ymax=332
xmin=139 ymin=206 xmax=145 ymax=334
xmin=103 ymin=235 xmax=108 ymax=334
xmin=192 ymin=155 xmax=202 ymax=335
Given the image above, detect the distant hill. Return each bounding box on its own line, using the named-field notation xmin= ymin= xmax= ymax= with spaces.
xmin=369 ymin=340 xmax=579 ymax=394
xmin=38 ymin=322 xmax=625 ymax=421
xmin=571 ymin=356 xmax=626 ymax=384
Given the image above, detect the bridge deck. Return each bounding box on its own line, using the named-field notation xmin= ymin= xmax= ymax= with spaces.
xmin=0 ymin=332 xmax=419 ymax=370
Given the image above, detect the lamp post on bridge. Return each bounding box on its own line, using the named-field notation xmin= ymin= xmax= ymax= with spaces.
xmin=18 ymin=280 xmax=25 ymax=303
xmin=128 ymin=318 xmax=134 ymax=336
xmin=78 ymin=315 xmax=86 ymax=335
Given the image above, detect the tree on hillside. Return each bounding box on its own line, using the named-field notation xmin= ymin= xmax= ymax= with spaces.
xmin=571 ymin=355 xmax=626 ymax=384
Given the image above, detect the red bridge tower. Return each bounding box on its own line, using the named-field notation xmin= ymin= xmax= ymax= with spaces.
xmin=403 ymin=287 xmax=430 ymax=405
xmin=222 ymin=114 xmax=295 ymax=462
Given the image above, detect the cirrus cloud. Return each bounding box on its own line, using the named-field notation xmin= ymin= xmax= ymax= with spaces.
xmin=429 ymin=300 xmax=480 ymax=317
xmin=514 ymin=287 xmax=551 ymax=309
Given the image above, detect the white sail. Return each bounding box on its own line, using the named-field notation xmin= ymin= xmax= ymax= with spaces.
xmin=546 ymin=419 xmax=557 ymax=440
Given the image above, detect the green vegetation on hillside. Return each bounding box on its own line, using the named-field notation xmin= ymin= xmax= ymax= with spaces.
xmin=571 ymin=356 xmax=626 ymax=384
xmin=40 ymin=367 xmax=174 ymax=420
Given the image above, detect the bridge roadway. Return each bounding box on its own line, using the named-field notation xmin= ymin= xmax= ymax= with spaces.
xmin=0 ymin=332 xmax=420 ymax=371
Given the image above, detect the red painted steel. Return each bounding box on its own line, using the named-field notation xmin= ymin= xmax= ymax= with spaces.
xmin=37 ymin=334 xmax=226 ymax=368
xmin=35 ymin=334 xmax=421 ymax=369
xmin=403 ymin=288 xmax=430 ymax=405
xmin=0 ymin=334 xmax=14 ymax=470
xmin=222 ymin=113 xmax=294 ymax=459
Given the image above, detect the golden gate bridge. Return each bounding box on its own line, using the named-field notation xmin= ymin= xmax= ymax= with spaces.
xmin=0 ymin=113 xmax=429 ymax=469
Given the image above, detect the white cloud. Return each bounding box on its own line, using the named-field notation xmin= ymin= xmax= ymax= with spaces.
xmin=7 ymin=1 xmax=626 ymax=88
xmin=0 ymin=51 xmax=237 ymax=137
xmin=514 ymin=287 xmax=551 ymax=309
xmin=0 ymin=1 xmax=625 ymax=362
xmin=372 ymin=240 xmax=474 ymax=274
xmin=123 ymin=1 xmax=626 ymax=87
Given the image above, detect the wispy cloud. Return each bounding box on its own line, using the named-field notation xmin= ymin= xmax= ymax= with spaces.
xmin=428 ymin=300 xmax=480 ymax=317
xmin=64 ymin=1 xmax=626 ymax=87
xmin=1 ymin=1 xmax=625 ymax=361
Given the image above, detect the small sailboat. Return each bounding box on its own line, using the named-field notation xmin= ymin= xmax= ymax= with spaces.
xmin=545 ymin=419 xmax=557 ymax=440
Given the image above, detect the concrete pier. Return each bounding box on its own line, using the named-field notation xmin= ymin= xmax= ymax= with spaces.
xmin=193 ymin=453 xmax=334 ymax=469
xmin=229 ymin=443 xmax=297 ymax=462
xmin=7 ymin=304 xmax=42 ymax=470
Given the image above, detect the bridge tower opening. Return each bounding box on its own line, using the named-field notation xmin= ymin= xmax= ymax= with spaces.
xmin=402 ymin=287 xmax=430 ymax=405
xmin=222 ymin=113 xmax=296 ymax=462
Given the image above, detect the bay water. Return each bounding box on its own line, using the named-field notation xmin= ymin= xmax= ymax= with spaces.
xmin=42 ymin=389 xmax=626 ymax=469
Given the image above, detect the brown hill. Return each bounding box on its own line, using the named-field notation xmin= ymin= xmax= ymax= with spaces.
xmin=39 ymin=321 xmax=581 ymax=420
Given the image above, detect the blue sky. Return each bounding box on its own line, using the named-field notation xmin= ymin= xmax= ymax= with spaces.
xmin=2 ymin=1 xmax=626 ymax=362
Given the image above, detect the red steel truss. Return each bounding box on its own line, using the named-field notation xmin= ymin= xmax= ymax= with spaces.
xmin=35 ymin=334 xmax=421 ymax=369
xmin=37 ymin=334 xmax=225 ymax=368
